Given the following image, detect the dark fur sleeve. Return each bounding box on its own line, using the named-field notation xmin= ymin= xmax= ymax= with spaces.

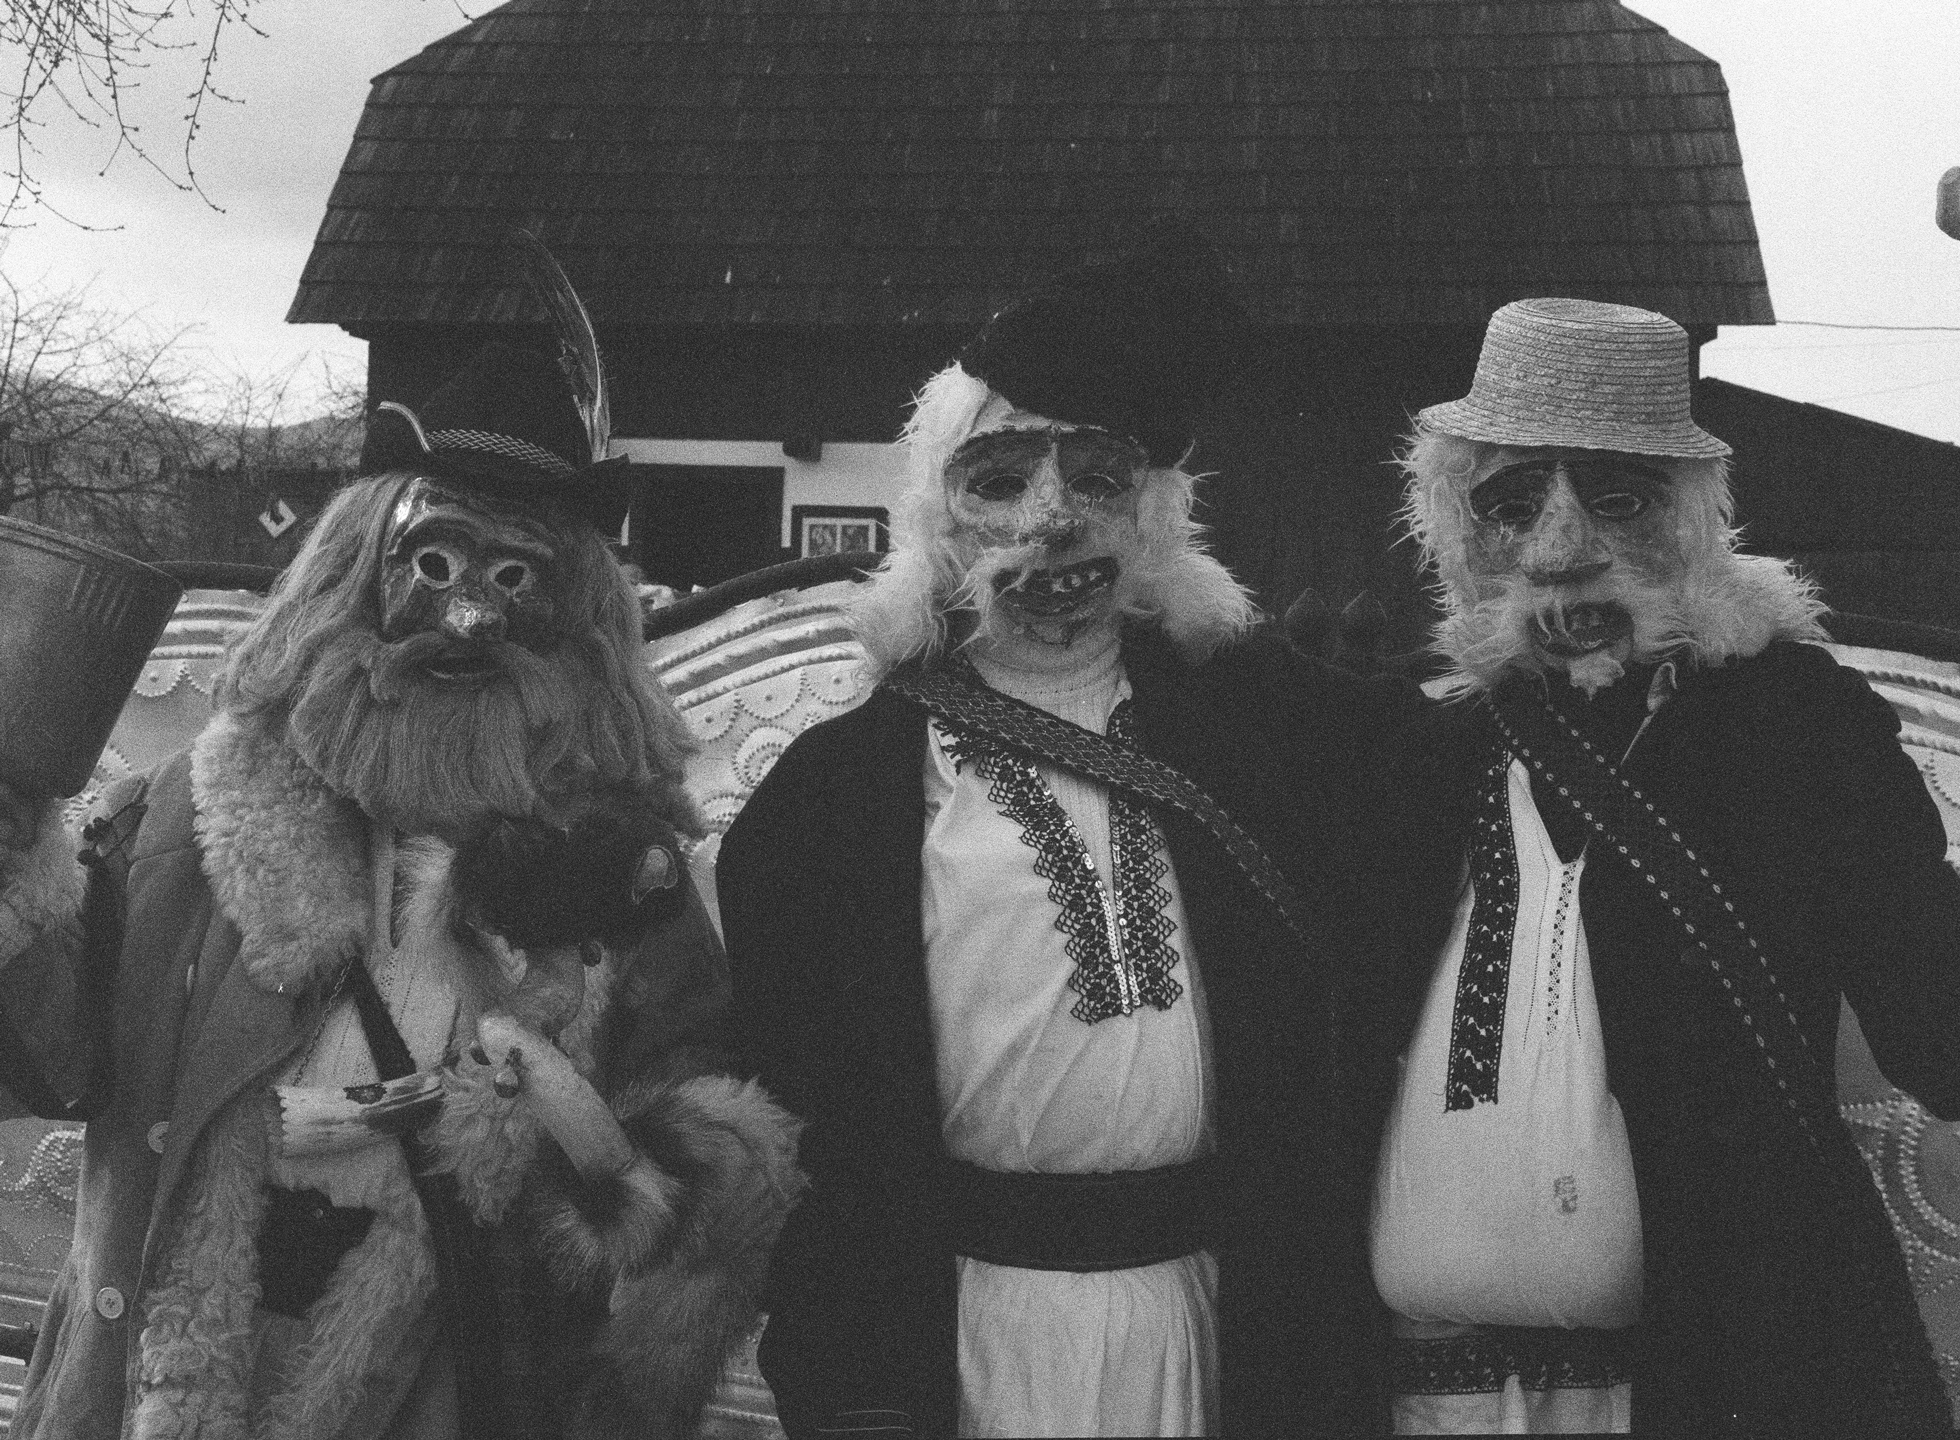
xmin=551 ymin=1073 xmax=806 ymax=1440
xmin=514 ymin=856 xmax=805 ymax=1440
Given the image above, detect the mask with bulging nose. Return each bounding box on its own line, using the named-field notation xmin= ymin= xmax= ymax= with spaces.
xmin=1463 ymin=447 xmax=1685 ymax=689
xmin=379 ymin=478 xmax=564 ymax=681
xmin=943 ymin=418 xmax=1148 ymax=647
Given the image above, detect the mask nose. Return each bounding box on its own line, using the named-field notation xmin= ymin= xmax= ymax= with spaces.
xmin=1521 ymin=476 xmax=1610 ymax=586
xmin=1019 ymin=511 xmax=1084 ymax=550
xmin=1014 ymin=450 xmax=1083 ymax=551
xmin=440 ymin=584 xmax=508 ymax=642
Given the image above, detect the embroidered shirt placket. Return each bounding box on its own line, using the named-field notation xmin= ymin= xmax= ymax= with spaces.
xmin=938 ymin=708 xmax=1181 ymax=1026
xmin=1102 ymin=867 xmax=1138 ymax=1013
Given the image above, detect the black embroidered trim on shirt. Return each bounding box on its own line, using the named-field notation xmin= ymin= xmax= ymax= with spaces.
xmin=1444 ymin=754 xmax=1518 ymax=1111
xmin=939 ymin=700 xmax=1181 ymax=1025
xmin=1107 ymin=705 xmax=1182 ymax=1016
xmin=1389 ymin=1325 xmax=1634 ymax=1396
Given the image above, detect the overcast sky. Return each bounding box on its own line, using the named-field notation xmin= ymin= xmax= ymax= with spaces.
xmin=3 ymin=0 xmax=1957 ymax=443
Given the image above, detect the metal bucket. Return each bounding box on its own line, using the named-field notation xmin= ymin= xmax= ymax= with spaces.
xmin=0 ymin=518 xmax=185 ymax=798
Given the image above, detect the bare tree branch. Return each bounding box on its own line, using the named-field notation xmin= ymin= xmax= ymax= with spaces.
xmin=0 ymin=271 xmax=196 ymax=546
xmin=0 ymin=0 xmax=266 ymax=226
xmin=0 ymin=276 xmax=363 ymax=558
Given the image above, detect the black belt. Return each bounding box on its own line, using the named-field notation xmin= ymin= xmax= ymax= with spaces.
xmin=941 ymin=1156 xmax=1218 ymax=1272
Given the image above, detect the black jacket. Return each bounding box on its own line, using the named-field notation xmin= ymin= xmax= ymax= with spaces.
xmin=1368 ymin=642 xmax=1960 ymax=1436
xmin=718 ymin=631 xmax=1431 ymax=1438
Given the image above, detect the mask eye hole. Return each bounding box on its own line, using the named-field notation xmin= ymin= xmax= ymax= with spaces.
xmin=1588 ymin=491 xmax=1648 ymax=521
xmin=968 ymin=472 xmax=1028 ymax=502
xmin=1479 ymin=497 xmax=1542 ymax=526
xmin=1068 ymin=472 xmax=1131 ymax=502
xmin=413 ymin=545 xmax=462 ymax=587
xmin=491 ymin=561 xmax=532 ymax=594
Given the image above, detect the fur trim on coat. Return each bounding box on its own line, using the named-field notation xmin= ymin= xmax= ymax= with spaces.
xmin=562 ymin=1076 xmax=807 ymax=1440
xmin=121 ymin=711 xmax=804 ymax=1438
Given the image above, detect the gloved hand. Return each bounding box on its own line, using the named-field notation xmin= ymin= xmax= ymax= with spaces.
xmin=453 ymin=790 xmax=686 ymax=953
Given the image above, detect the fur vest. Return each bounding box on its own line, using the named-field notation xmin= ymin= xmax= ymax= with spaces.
xmin=0 ymin=713 xmax=803 ymax=1440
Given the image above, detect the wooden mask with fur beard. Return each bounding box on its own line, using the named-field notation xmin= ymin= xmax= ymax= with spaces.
xmin=225 ymin=474 xmax=691 ymax=844
xmin=848 ymin=364 xmax=1259 ymax=672
xmin=943 ymin=408 xmax=1151 ymax=648
xmin=1456 ymin=445 xmax=1687 ymax=695
xmin=1397 ymin=428 xmax=1835 ymax=700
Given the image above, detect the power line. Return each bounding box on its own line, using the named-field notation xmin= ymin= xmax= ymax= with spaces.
xmin=1716 ymin=336 xmax=1960 ymax=351
xmin=1775 ymin=320 xmax=1960 ymax=332
xmin=1813 ymin=373 xmax=1960 ymax=402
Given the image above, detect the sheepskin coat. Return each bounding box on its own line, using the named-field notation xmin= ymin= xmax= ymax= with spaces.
xmin=718 ymin=629 xmax=1437 ymax=1438
xmin=0 ymin=712 xmax=800 ymax=1440
xmin=1363 ymin=640 xmax=1960 ymax=1436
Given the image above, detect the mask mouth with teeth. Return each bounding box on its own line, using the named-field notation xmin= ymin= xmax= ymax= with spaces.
xmin=1532 ymin=599 xmax=1636 ymax=659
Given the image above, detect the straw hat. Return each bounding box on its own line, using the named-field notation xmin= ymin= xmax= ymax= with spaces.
xmin=1418 ymin=297 xmax=1731 ymax=459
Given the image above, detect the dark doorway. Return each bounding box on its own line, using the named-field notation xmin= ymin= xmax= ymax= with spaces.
xmin=630 ymin=464 xmax=787 ymax=590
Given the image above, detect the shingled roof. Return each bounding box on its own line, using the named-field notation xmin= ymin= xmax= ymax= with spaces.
xmin=288 ymin=0 xmax=1774 ymax=332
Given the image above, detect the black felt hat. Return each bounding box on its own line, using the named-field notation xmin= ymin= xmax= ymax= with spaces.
xmin=958 ymin=221 xmax=1249 ymax=466
xmin=359 ymin=343 xmax=631 ymax=533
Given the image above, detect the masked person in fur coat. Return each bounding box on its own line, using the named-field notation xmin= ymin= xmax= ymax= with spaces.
xmin=0 ymin=339 xmax=803 ymax=1440
xmin=1365 ymin=298 xmax=1960 ymax=1436
xmin=716 ymin=228 xmax=1435 ymax=1439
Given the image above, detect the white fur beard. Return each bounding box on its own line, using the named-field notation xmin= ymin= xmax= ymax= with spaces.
xmin=1435 ymin=573 xmax=1682 ymax=698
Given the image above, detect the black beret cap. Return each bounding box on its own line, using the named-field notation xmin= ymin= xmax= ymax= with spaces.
xmin=958 ymin=220 xmax=1249 ymax=466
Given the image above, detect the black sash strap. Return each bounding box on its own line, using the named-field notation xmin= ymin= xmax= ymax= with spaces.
xmin=940 ymin=1157 xmax=1218 ymax=1272
xmin=344 ymin=960 xmax=509 ymax=1440
xmin=1485 ymin=679 xmax=1949 ymax=1424
xmin=882 ymin=660 xmax=1315 ymax=947
xmin=1485 ymin=681 xmax=1828 ymax=1119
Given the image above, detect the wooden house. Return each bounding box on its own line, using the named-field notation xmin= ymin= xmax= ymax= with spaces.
xmin=1698 ymin=379 xmax=1960 ymax=631
xmin=288 ymin=0 xmax=1779 ymax=644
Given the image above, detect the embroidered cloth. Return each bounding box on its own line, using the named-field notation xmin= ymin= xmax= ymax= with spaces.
xmin=884 ymin=656 xmax=1313 ymax=947
xmin=921 ymin=650 xmax=1217 ymax=1436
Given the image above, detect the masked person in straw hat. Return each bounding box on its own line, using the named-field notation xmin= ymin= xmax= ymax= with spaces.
xmin=1365 ymin=297 xmax=1960 ymax=1435
xmin=0 ymin=325 xmax=802 ymax=1439
xmin=717 ymin=227 xmax=1435 ymax=1438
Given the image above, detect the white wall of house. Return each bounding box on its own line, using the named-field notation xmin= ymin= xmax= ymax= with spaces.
xmin=612 ymin=438 xmax=910 ymax=549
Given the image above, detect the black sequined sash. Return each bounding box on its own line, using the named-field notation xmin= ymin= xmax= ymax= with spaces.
xmin=1484 ymin=680 xmax=1828 ymax=1118
xmin=882 ymin=660 xmax=1315 ymax=948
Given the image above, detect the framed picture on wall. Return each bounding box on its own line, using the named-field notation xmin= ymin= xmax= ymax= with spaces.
xmin=792 ymin=505 xmax=889 ymax=558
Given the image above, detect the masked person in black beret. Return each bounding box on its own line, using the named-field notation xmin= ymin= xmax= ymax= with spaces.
xmin=717 ymin=227 xmax=1431 ymax=1438
xmin=1368 ymin=298 xmax=1960 ymax=1435
xmin=0 ymin=318 xmax=801 ymax=1439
